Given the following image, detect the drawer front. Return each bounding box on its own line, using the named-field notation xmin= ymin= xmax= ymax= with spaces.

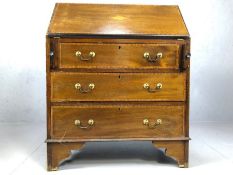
xmin=51 ymin=73 xmax=186 ymax=102
xmin=51 ymin=105 xmax=185 ymax=139
xmin=59 ymin=43 xmax=180 ymax=69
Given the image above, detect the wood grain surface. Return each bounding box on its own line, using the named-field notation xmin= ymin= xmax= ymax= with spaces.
xmin=51 ymin=105 xmax=185 ymax=139
xmin=51 ymin=72 xmax=186 ymax=102
xmin=48 ymin=3 xmax=189 ymax=37
xmin=59 ymin=43 xmax=180 ymax=69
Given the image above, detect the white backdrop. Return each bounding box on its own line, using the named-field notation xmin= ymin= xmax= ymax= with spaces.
xmin=0 ymin=0 xmax=232 ymax=122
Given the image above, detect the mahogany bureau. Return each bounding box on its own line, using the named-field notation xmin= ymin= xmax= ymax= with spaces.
xmin=46 ymin=3 xmax=191 ymax=171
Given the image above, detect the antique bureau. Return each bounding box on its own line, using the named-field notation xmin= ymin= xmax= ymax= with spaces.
xmin=46 ymin=3 xmax=191 ymax=170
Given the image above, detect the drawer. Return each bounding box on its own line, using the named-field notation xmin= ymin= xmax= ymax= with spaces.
xmin=51 ymin=73 xmax=186 ymax=102
xmin=51 ymin=105 xmax=185 ymax=139
xmin=59 ymin=43 xmax=180 ymax=69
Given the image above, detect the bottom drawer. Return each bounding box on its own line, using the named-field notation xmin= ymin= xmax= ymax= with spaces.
xmin=51 ymin=105 xmax=185 ymax=139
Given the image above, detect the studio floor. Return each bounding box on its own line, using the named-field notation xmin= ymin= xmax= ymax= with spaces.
xmin=1 ymin=122 xmax=233 ymax=175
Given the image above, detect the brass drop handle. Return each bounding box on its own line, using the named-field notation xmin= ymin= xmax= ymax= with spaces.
xmin=143 ymin=118 xmax=162 ymax=129
xmin=74 ymin=119 xmax=95 ymax=129
xmin=143 ymin=52 xmax=163 ymax=62
xmin=75 ymin=83 xmax=95 ymax=93
xmin=143 ymin=83 xmax=162 ymax=92
xmin=75 ymin=51 xmax=96 ymax=61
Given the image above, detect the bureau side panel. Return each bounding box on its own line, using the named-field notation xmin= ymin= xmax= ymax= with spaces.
xmin=185 ymin=38 xmax=190 ymax=165
xmin=46 ymin=37 xmax=59 ymax=139
xmin=46 ymin=36 xmax=51 ymax=139
xmin=185 ymin=38 xmax=190 ymax=137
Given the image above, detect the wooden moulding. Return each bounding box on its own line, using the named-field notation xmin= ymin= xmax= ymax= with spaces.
xmin=46 ymin=137 xmax=190 ymax=143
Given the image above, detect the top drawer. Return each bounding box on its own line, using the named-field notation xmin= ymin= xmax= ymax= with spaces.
xmin=58 ymin=43 xmax=181 ymax=70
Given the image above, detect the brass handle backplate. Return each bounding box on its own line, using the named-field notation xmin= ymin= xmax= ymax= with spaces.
xmin=75 ymin=83 xmax=95 ymax=93
xmin=75 ymin=51 xmax=95 ymax=61
xmin=143 ymin=83 xmax=162 ymax=92
xmin=74 ymin=119 xmax=95 ymax=129
xmin=143 ymin=118 xmax=162 ymax=129
xmin=143 ymin=52 xmax=163 ymax=62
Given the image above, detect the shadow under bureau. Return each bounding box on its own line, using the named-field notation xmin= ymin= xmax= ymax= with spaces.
xmin=46 ymin=3 xmax=191 ymax=171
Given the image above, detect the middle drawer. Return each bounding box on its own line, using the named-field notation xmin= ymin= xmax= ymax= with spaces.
xmin=51 ymin=73 xmax=186 ymax=102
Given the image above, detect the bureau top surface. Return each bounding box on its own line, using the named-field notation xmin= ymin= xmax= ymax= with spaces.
xmin=47 ymin=3 xmax=189 ymax=37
